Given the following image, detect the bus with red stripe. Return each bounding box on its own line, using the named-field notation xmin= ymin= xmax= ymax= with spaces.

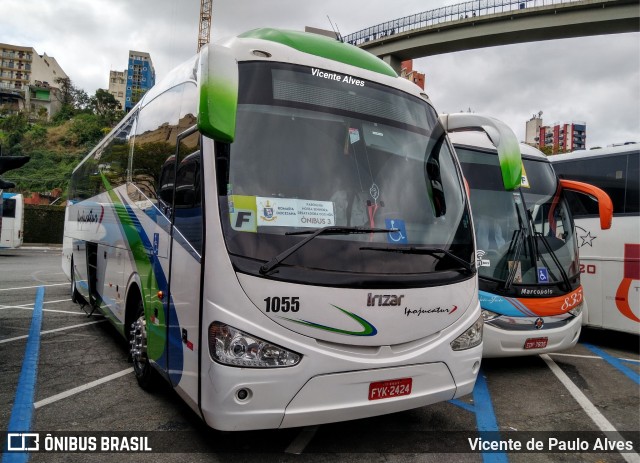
xmin=551 ymin=145 xmax=639 ymax=334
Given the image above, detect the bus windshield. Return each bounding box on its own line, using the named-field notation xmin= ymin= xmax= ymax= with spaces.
xmin=457 ymin=148 xmax=579 ymax=286
xmin=218 ymin=62 xmax=473 ymax=285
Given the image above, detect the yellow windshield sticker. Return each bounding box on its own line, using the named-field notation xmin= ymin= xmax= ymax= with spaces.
xmin=520 ymin=162 xmax=531 ymax=188
xmin=229 ymin=195 xmax=257 ymax=232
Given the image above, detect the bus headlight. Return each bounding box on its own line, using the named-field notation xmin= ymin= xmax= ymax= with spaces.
xmin=481 ymin=309 xmax=500 ymax=322
xmin=568 ymin=303 xmax=583 ymax=317
xmin=450 ymin=315 xmax=483 ymax=351
xmin=209 ymin=322 xmax=302 ymax=368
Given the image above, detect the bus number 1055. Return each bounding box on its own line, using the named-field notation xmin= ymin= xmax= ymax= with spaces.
xmin=264 ymin=296 xmax=300 ymax=313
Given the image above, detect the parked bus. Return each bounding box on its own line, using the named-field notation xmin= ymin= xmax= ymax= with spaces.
xmin=61 ymin=29 xmax=525 ymax=430
xmin=450 ymin=131 xmax=613 ymax=357
xmin=551 ymin=145 xmax=639 ymax=335
xmin=1 ymin=192 xmax=24 ymax=249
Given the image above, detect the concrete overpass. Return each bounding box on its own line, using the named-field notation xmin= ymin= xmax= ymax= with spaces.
xmin=344 ymin=0 xmax=640 ymax=72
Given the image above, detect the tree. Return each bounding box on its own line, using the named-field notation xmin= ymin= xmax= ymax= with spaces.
xmin=91 ymin=89 xmax=123 ymax=126
xmin=0 ymin=112 xmax=29 ymax=155
xmin=53 ymin=76 xmax=93 ymax=122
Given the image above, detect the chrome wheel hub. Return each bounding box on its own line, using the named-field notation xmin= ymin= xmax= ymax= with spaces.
xmin=129 ymin=315 xmax=148 ymax=369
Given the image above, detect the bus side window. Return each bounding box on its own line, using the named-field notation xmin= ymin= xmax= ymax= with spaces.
xmin=173 ymin=149 xmax=202 ymax=254
xmin=625 ymin=152 xmax=639 ymax=214
xmin=131 ymin=85 xmax=183 ymax=216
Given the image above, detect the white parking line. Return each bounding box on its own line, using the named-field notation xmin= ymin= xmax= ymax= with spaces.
xmin=0 ymin=320 xmax=107 ymax=344
xmin=549 ymin=352 xmax=640 ymax=363
xmin=0 ymin=299 xmax=73 ymax=309
xmin=0 ymin=299 xmax=94 ymax=315
xmin=0 ymin=283 xmax=68 ymax=292
xmin=285 ymin=426 xmax=319 ymax=454
xmin=34 ymin=368 xmax=133 ymax=409
xmin=540 ymin=354 xmax=640 ymax=463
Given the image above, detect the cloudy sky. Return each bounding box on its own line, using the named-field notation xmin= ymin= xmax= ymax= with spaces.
xmin=2 ymin=0 xmax=638 ymax=148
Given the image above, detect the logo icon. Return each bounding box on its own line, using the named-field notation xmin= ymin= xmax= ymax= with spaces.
xmin=385 ymin=219 xmax=407 ymax=244
xmin=476 ymin=250 xmax=491 ymax=267
xmin=7 ymin=433 xmax=39 ymax=451
xmin=534 ymin=317 xmax=544 ymax=330
xmin=262 ymin=200 xmax=274 ymax=221
xmin=537 ymin=267 xmax=549 ymax=283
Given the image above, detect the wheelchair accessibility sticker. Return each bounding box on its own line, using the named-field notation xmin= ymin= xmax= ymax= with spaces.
xmin=385 ymin=219 xmax=408 ymax=244
xmin=537 ymin=267 xmax=549 ymax=284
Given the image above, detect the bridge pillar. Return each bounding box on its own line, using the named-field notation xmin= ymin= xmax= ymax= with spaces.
xmin=381 ymin=54 xmax=402 ymax=74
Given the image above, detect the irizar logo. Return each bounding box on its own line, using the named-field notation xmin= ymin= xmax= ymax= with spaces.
xmin=367 ymin=293 xmax=405 ymax=307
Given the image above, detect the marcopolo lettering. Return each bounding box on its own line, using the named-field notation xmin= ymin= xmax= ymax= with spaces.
xmin=367 ymin=293 xmax=405 ymax=307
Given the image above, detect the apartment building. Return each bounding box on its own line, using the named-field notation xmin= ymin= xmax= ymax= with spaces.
xmin=0 ymin=43 xmax=68 ymax=119
xmin=108 ymin=70 xmax=127 ymax=110
xmin=124 ymin=51 xmax=155 ymax=111
xmin=539 ymin=122 xmax=587 ymax=154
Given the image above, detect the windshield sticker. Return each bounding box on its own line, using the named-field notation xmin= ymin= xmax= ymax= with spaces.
xmin=508 ymin=261 xmax=523 ymax=284
xmin=385 ymin=219 xmax=408 ymax=244
xmin=311 ymin=68 xmax=365 ymax=87
xmin=537 ymin=267 xmax=550 ymax=284
xmin=256 ymin=197 xmax=335 ymax=228
xmin=349 ymin=128 xmax=360 ymax=144
xmin=520 ymin=162 xmax=531 ymax=188
xmin=476 ymin=250 xmax=491 ymax=267
xmin=229 ymin=195 xmax=257 ymax=232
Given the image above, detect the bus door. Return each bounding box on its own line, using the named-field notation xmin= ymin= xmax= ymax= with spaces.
xmin=166 ymin=126 xmax=203 ymax=402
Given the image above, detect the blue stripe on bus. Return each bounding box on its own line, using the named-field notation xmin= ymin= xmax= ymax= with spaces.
xmin=3 ymin=287 xmax=44 ymax=463
xmin=120 ymin=200 xmax=183 ymax=385
xmin=583 ymin=343 xmax=640 ymax=386
xmin=479 ymin=291 xmax=531 ymax=317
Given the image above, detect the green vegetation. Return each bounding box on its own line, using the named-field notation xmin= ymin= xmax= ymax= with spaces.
xmin=0 ymin=77 xmax=125 ymax=197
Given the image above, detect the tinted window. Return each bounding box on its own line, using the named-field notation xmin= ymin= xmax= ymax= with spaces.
xmin=130 ymin=85 xmax=183 ymax=209
xmin=554 ymin=154 xmax=627 ymax=215
xmin=625 ymin=152 xmax=639 ymax=213
xmin=2 ymin=198 xmax=16 ymax=218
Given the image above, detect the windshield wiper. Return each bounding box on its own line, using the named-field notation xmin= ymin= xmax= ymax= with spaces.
xmin=360 ymin=245 xmax=474 ymax=273
xmin=534 ymin=231 xmax=572 ymax=291
xmin=503 ymin=228 xmax=527 ymax=290
xmin=259 ymin=226 xmax=397 ymax=275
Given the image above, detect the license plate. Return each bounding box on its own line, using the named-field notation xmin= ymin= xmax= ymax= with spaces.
xmin=368 ymin=378 xmax=412 ymax=401
xmin=524 ymin=337 xmax=548 ymax=349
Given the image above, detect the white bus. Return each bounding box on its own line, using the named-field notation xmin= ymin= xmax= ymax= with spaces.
xmin=451 ymin=131 xmax=613 ymax=356
xmin=62 ymin=28 xmax=521 ymax=431
xmin=1 ymin=192 xmax=24 ymax=249
xmin=551 ymin=145 xmax=639 ymax=334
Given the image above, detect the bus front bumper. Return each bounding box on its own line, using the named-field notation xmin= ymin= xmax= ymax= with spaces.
xmin=482 ymin=313 xmax=582 ymax=358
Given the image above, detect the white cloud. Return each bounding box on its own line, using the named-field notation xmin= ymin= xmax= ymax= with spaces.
xmin=1 ymin=0 xmax=638 ymax=147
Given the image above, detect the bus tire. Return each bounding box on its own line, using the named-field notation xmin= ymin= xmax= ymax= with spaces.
xmin=70 ymin=259 xmax=81 ymax=304
xmin=129 ymin=295 xmax=157 ymax=391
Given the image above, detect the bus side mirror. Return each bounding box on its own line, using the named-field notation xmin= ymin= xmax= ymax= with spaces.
xmin=198 ymin=44 xmax=238 ymax=143
xmin=559 ymin=179 xmax=613 ymax=230
xmin=441 ymin=113 xmax=522 ymax=191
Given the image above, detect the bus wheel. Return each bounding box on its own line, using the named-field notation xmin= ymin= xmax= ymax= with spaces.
xmin=129 ymin=298 xmax=156 ymax=390
xmin=70 ymin=260 xmax=81 ymax=304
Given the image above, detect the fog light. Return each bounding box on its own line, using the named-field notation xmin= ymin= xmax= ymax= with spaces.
xmin=237 ymin=388 xmax=249 ymax=401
